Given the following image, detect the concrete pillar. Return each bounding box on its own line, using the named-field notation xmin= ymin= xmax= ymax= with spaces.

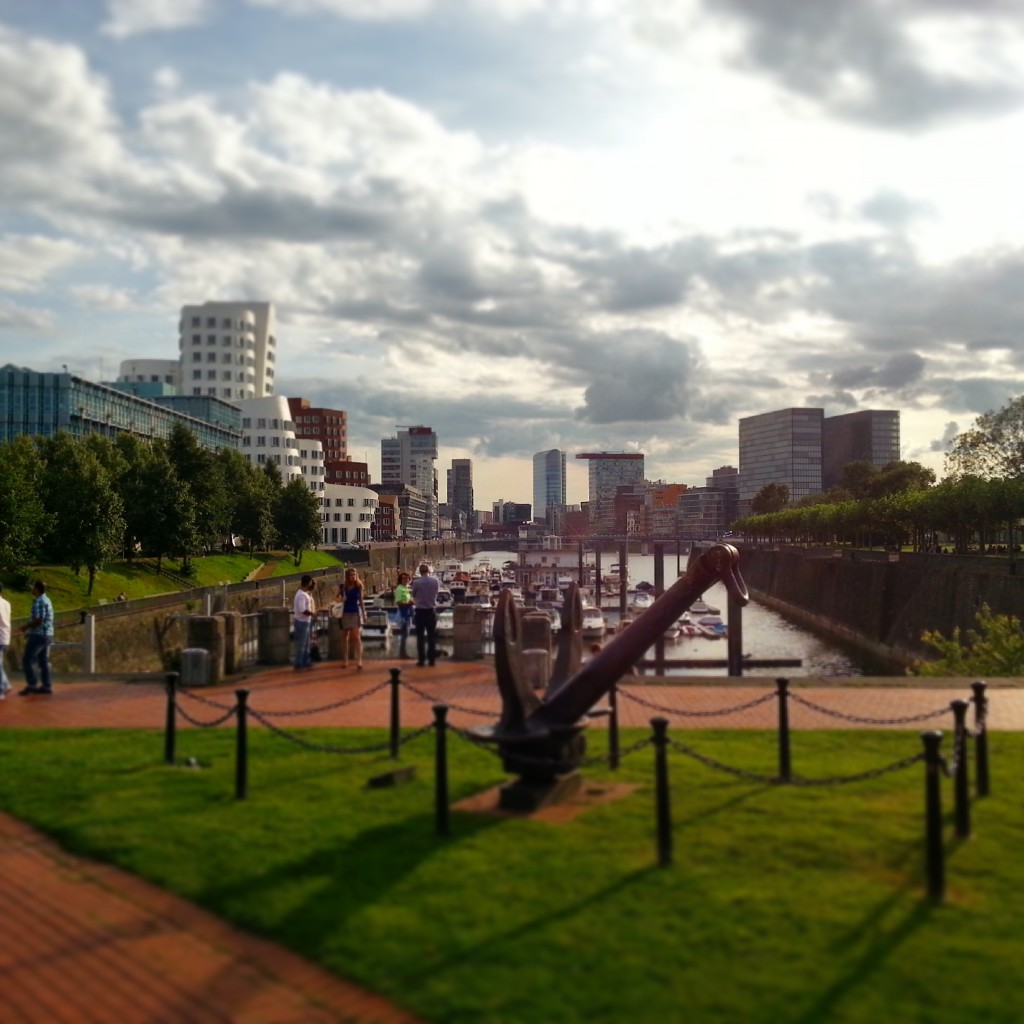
xmin=521 ymin=612 xmax=552 ymax=656
xmin=83 ymin=614 xmax=96 ymax=674
xmin=327 ymin=615 xmax=344 ymax=660
xmin=217 ymin=610 xmax=242 ymax=675
xmin=521 ymin=649 xmax=550 ymax=691
xmin=452 ymin=605 xmax=483 ymax=661
xmin=186 ymin=616 xmax=226 ymax=686
xmin=260 ymin=607 xmax=292 ymax=666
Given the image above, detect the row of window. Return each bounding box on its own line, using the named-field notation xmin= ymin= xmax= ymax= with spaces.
xmin=319 ymin=497 xmax=376 ymax=508
xmin=193 ymin=370 xmax=255 ymax=382
xmin=241 ymin=417 xmax=294 ymax=430
xmin=193 ymin=387 xmax=252 ymax=398
xmin=189 ymin=335 xmax=255 ymax=348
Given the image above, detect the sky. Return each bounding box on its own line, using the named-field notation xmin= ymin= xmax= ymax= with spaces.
xmin=1 ymin=0 xmax=1023 ymax=508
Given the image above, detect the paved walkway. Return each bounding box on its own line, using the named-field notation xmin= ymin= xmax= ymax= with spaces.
xmin=2 ymin=661 xmax=1022 ymax=1023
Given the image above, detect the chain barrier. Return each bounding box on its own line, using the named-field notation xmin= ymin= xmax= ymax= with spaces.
xmin=177 ymin=687 xmax=237 ymax=712
xmin=787 ymin=690 xmax=951 ymax=726
xmin=450 ymin=724 xmax=652 ymax=769
xmin=175 ymin=701 xmax=239 ymax=729
xmin=250 ymin=679 xmax=392 ymax=718
xmin=618 ymin=686 xmax=777 ymax=719
xmin=247 ymin=706 xmax=436 ymax=755
xmin=939 ymin=748 xmax=962 ymax=780
xmin=400 ymin=679 xmax=496 ymax=717
xmin=966 ymin=693 xmax=988 ymax=738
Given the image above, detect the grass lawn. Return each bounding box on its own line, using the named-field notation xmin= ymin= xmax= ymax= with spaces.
xmin=0 ymin=550 xmax=345 ymax=616
xmin=0 ymin=726 xmax=1021 ymax=1023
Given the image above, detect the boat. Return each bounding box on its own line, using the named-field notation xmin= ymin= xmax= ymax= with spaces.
xmin=532 ymin=602 xmax=562 ymax=634
xmin=435 ymin=557 xmax=463 ymax=582
xmin=697 ymin=614 xmax=728 ymax=639
xmin=435 ymin=609 xmax=455 ymax=636
xmin=677 ymin=612 xmax=702 ymax=638
xmin=361 ymin=608 xmax=392 ymax=642
xmin=581 ymin=606 xmax=606 ymax=639
xmin=436 ymin=585 xmax=454 ymax=608
xmin=627 ymin=591 xmax=655 ymax=614
xmin=663 ymin=622 xmax=682 ymax=641
xmin=689 ymin=598 xmax=721 ymax=616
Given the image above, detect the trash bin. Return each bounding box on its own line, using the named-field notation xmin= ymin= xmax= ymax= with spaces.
xmin=180 ymin=648 xmax=210 ymax=688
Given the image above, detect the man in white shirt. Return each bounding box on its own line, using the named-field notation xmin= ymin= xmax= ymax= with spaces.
xmin=292 ymin=575 xmax=316 ymax=670
xmin=0 ymin=583 xmax=11 ymax=698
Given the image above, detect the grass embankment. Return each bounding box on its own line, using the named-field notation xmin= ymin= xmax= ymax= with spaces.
xmin=0 ymin=549 xmax=346 ymax=617
xmin=0 ymin=726 xmax=1021 ymax=1023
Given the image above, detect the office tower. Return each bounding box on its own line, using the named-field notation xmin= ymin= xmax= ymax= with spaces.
xmin=533 ymin=449 xmax=567 ymax=524
xmin=738 ymin=408 xmax=823 ymax=512
xmin=177 ymin=301 xmax=277 ymax=401
xmin=448 ymin=458 xmax=474 ymax=535
xmin=576 ymin=452 xmax=645 ymax=534
xmin=492 ymin=500 xmax=532 ymax=525
xmin=822 ymin=410 xmax=900 ymax=489
xmin=380 ymin=425 xmax=438 ymax=538
xmin=678 ymin=467 xmax=739 ymax=540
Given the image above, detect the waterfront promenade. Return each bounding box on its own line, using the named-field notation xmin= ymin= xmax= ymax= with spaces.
xmin=2 ymin=662 xmax=1022 ymax=1023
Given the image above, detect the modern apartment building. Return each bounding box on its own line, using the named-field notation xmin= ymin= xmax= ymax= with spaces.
xmin=320 ymin=484 xmax=377 ymax=546
xmin=821 ymin=410 xmax=900 ymax=489
xmin=532 ymin=449 xmax=566 ymax=524
xmin=177 ymin=301 xmax=277 ymax=401
xmin=237 ymin=396 xmax=324 ymax=491
xmin=738 ymin=409 xmax=823 ymax=513
xmin=287 ymin=397 xmax=348 ymax=462
xmin=678 ymin=467 xmax=739 ymax=540
xmin=492 ymin=500 xmax=532 ymax=525
xmin=0 ymin=364 xmax=240 ymax=451
xmin=447 ymin=458 xmax=475 ymax=535
xmin=381 ymin=425 xmax=438 ymax=537
xmin=576 ymin=452 xmax=645 ymax=535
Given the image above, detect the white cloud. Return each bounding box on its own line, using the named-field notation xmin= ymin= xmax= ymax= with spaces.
xmin=0 ymin=299 xmax=54 ymax=331
xmin=102 ymin=0 xmax=213 ymax=38
xmin=245 ymin=0 xmax=431 ymax=20
xmin=0 ymin=235 xmax=83 ymax=292
xmin=70 ymin=285 xmax=140 ymax=311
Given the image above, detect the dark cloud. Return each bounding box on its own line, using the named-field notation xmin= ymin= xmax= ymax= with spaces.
xmin=930 ymin=421 xmax=960 ymax=452
xmin=858 ymin=190 xmax=937 ymax=227
xmin=711 ymin=0 xmax=1024 ymax=129
xmin=830 ymin=352 xmax=925 ymax=390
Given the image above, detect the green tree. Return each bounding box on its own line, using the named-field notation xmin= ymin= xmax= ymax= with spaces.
xmin=236 ymin=472 xmax=277 ymax=555
xmin=135 ymin=448 xmax=200 ymax=573
xmin=275 ymin=478 xmax=323 ymax=564
xmin=0 ymin=436 xmax=44 ymax=570
xmin=866 ymin=460 xmax=935 ymax=498
xmin=913 ymin=604 xmax=1024 ymax=676
xmin=946 ymin=395 xmax=1024 ymax=480
xmin=166 ymin=424 xmax=228 ymax=563
xmin=840 ymin=461 xmax=878 ymax=499
xmin=750 ymin=482 xmax=789 ymax=515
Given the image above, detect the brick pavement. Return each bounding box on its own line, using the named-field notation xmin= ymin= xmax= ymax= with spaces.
xmin=2 ymin=661 xmax=1022 ymax=1024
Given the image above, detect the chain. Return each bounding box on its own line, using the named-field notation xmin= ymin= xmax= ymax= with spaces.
xmin=400 ymin=679 xmax=496 ymax=717
xmin=966 ymin=693 xmax=988 ymax=738
xmin=665 ymin=736 xmax=782 ymax=785
xmin=618 ymin=686 xmax=777 ymax=718
xmin=579 ymin=736 xmax=653 ymax=766
xmin=248 ymin=707 xmax=435 ymax=754
xmin=177 ymin=687 xmax=237 ymax=712
xmin=449 ymin=725 xmax=651 ymax=769
xmin=787 ymin=690 xmax=951 ymax=726
xmin=175 ymin=701 xmax=239 ymax=728
xmin=785 ymin=751 xmax=926 ymax=787
xmin=251 ymin=679 xmax=392 ymax=718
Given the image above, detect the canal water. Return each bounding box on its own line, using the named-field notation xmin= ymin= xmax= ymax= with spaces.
xmin=465 ymin=550 xmax=870 ymax=678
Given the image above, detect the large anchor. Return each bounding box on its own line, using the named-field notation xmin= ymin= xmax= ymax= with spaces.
xmin=471 ymin=543 xmax=749 ymax=810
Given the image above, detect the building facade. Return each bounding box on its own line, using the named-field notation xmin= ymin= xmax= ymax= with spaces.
xmin=177 ymin=301 xmax=277 ymax=401
xmin=492 ymin=500 xmax=532 ymax=525
xmin=678 ymin=467 xmax=740 ymax=540
xmin=447 ymin=458 xmax=475 ymax=535
xmin=320 ymin=484 xmax=378 ymax=546
xmin=287 ymin=397 xmax=348 ymax=462
xmin=738 ymin=409 xmax=823 ymax=513
xmin=576 ymin=452 xmax=645 ymax=535
xmin=380 ymin=425 xmax=438 ymax=538
xmin=821 ymin=410 xmax=900 ymax=489
xmin=532 ymin=449 xmax=566 ymax=524
xmin=237 ymin=396 xmax=324 ymax=491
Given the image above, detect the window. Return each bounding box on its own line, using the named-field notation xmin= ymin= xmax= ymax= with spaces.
xmin=241 ymin=417 xmax=251 ymax=428
xmin=192 ymin=352 xmax=202 ymax=362
xmin=345 ymin=513 xmax=352 ymax=522
xmin=207 ymin=352 xmax=216 ymax=362
xmin=192 ymin=370 xmax=202 ymax=380
xmin=207 ymin=335 xmax=216 ymax=344
xmin=241 ymin=436 xmax=250 ymax=447
xmin=223 ymin=388 xmax=232 ymax=397
xmin=192 ymin=316 xmax=200 ymax=327
xmin=207 ymin=370 xmax=216 ymax=380
xmin=257 ymin=418 xmax=266 ymax=428
xmin=222 ymin=371 xmax=231 ymax=380
xmin=223 ymin=318 xmax=232 ymax=328
xmin=192 ymin=387 xmax=202 ymax=395
xmin=207 ymin=317 xmax=216 ymax=327
xmin=223 ymin=336 xmax=232 ymax=346
xmin=192 ymin=334 xmax=201 ymax=344
xmin=347 ymin=498 xmax=355 ymax=507
xmin=256 ymin=436 xmax=266 ymax=446
xmin=271 ymin=437 xmax=280 ymax=447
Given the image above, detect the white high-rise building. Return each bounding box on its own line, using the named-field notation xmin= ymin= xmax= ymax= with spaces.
xmin=178 ymin=301 xmax=277 ymax=402
xmin=238 ymin=396 xmax=324 ymax=492
xmin=320 ymin=484 xmax=378 ymax=546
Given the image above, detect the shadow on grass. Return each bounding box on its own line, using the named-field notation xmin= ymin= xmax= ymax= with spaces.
xmin=675 ymin=784 xmax=774 ymax=828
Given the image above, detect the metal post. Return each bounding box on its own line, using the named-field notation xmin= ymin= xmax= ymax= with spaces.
xmin=776 ymin=677 xmax=791 ymax=782
xmin=389 ymin=667 xmax=402 ymax=759
xmin=971 ymin=681 xmax=989 ymax=797
xmin=727 ymin=590 xmax=744 ymax=677
xmin=433 ymin=704 xmax=450 ymax=837
xmin=608 ymin=682 xmax=620 ymax=771
xmin=235 ymin=688 xmax=249 ymax=801
xmin=578 ymin=541 xmax=584 ymax=592
xmin=164 ymin=671 xmax=178 ymax=765
xmin=653 ymin=542 xmax=665 ymax=677
xmin=922 ymin=731 xmax=945 ymax=902
xmin=652 ymin=717 xmax=672 ymax=867
xmin=619 ymin=542 xmax=628 ymax=619
xmin=83 ymin=613 xmax=96 ymax=674
xmin=595 ymin=547 xmax=602 ymax=606
xmin=950 ymin=699 xmax=971 ymax=839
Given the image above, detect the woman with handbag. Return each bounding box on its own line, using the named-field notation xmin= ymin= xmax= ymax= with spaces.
xmin=337 ymin=567 xmax=366 ymax=669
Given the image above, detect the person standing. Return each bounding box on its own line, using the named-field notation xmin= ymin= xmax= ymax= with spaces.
xmin=338 ymin=568 xmax=366 ymax=670
xmin=20 ymin=580 xmax=54 ymax=695
xmin=0 ymin=583 xmax=11 ymax=699
xmin=393 ymin=571 xmax=413 ymax=659
xmin=410 ymin=563 xmax=440 ymax=668
xmin=292 ymin=574 xmax=316 ymax=670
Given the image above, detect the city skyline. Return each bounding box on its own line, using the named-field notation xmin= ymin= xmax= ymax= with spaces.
xmin=3 ymin=2 xmax=1023 ymax=507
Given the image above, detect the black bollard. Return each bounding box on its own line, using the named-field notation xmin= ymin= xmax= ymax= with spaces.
xmin=971 ymin=681 xmax=990 ymax=797
xmin=776 ymin=678 xmax=792 ymax=783
xmin=651 ymin=717 xmax=672 ymax=867
xmin=235 ymin=688 xmax=249 ymax=801
xmin=389 ymin=667 xmax=402 ymax=760
xmin=950 ymin=699 xmax=971 ymax=839
xmin=433 ymin=704 xmax=450 ymax=838
xmin=922 ymin=731 xmax=945 ymax=902
xmin=608 ymin=682 xmax=620 ymax=771
xmin=164 ymin=671 xmax=178 ymax=766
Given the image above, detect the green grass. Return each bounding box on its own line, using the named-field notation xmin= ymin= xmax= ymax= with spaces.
xmin=0 ymin=727 xmax=1021 ymax=1024
xmin=0 ymin=550 xmax=345 ymax=616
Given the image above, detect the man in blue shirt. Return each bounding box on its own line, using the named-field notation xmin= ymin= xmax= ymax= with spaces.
xmin=20 ymin=580 xmax=54 ymax=695
xmin=410 ymin=563 xmax=440 ymax=667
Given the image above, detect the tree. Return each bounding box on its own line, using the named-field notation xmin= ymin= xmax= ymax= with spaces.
xmin=866 ymin=460 xmax=935 ymax=498
xmin=166 ymin=424 xmax=228 ymax=562
xmin=236 ymin=472 xmax=277 ymax=555
xmin=0 ymin=436 xmax=44 ymax=570
xmin=946 ymin=395 xmax=1024 ymax=480
xmin=840 ymin=461 xmax=878 ymax=500
xmin=134 ymin=448 xmax=200 ymax=573
xmin=275 ymin=478 xmax=323 ymax=564
xmin=751 ymin=482 xmax=789 ymax=515
xmin=913 ymin=604 xmax=1024 ymax=676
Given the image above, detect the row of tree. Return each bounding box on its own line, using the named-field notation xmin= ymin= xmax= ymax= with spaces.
xmin=0 ymin=426 xmax=324 ymax=592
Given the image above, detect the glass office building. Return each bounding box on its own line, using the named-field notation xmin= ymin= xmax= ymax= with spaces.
xmin=821 ymin=410 xmax=900 ymax=489
xmin=738 ymin=408 xmax=823 ymax=512
xmin=533 ymin=449 xmax=566 ymax=524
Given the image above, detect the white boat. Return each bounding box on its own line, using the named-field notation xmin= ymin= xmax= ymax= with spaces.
xmin=581 ymin=606 xmax=606 ymax=638
xmin=697 ymin=614 xmax=727 ymax=639
xmin=677 ymin=612 xmax=702 ymax=638
xmin=361 ymin=608 xmax=392 ymax=642
xmin=436 ymin=586 xmax=454 ymax=608
xmin=627 ymin=591 xmax=655 ymax=614
xmin=435 ymin=609 xmax=455 ymax=636
xmin=532 ymin=602 xmax=562 ymax=634
xmin=435 ymin=557 xmax=463 ymax=582
xmin=689 ymin=598 xmax=721 ymax=616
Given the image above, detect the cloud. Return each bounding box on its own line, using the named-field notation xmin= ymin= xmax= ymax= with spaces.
xmin=102 ymin=0 xmax=213 ymax=38
xmin=245 ymin=0 xmax=431 ymax=20
xmin=0 ymin=235 xmax=83 ymax=292
xmin=858 ymin=190 xmax=937 ymax=227
xmin=930 ymin=421 xmax=959 ymax=452
xmin=0 ymin=299 xmax=54 ymax=330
